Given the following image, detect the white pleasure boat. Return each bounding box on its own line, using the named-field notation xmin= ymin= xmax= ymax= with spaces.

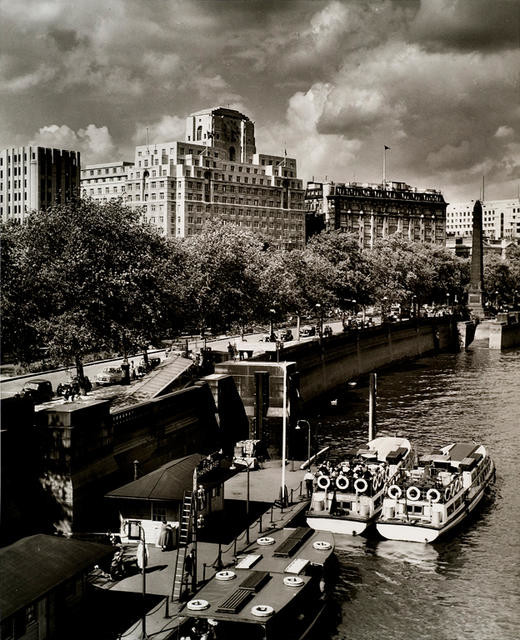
xmin=306 ymin=436 xmax=412 ymax=536
xmin=376 ymin=442 xmax=495 ymax=543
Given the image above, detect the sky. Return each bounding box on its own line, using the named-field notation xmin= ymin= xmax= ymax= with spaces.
xmin=1 ymin=0 xmax=519 ymax=202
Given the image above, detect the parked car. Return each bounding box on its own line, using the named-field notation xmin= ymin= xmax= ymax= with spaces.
xmin=21 ymin=378 xmax=53 ymax=403
xmin=300 ymin=326 xmax=316 ymax=337
xmin=279 ymin=329 xmax=293 ymax=342
xmin=95 ymin=367 xmax=124 ymax=386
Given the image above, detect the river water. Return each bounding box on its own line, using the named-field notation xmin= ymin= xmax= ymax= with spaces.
xmin=309 ymin=346 xmax=520 ymax=640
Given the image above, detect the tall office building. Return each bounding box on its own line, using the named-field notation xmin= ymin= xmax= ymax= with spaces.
xmin=120 ymin=107 xmax=305 ymax=249
xmin=447 ymin=198 xmax=520 ymax=241
xmin=80 ymin=161 xmax=134 ymax=203
xmin=305 ymin=180 xmax=446 ymax=247
xmin=0 ymin=146 xmax=80 ymax=223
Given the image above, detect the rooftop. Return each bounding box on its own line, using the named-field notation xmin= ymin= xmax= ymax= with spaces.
xmin=0 ymin=534 xmax=113 ymax=620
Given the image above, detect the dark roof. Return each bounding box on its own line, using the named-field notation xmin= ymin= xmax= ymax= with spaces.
xmin=0 ymin=535 xmax=113 ymax=620
xmin=105 ymin=453 xmax=206 ymax=501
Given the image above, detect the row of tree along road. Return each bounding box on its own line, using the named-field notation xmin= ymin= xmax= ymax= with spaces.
xmin=2 ymin=198 xmax=519 ymax=381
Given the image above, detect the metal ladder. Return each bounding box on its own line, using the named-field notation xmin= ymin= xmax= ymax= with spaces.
xmin=171 ymin=490 xmax=193 ymax=601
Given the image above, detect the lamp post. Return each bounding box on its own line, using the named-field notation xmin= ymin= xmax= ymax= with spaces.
xmin=315 ymin=303 xmax=323 ymax=337
xmin=126 ymin=520 xmax=147 ymax=639
xmin=296 ymin=420 xmax=311 ymax=463
xmin=495 ymin=290 xmax=499 ymax=310
xmin=381 ymin=296 xmax=388 ymax=323
xmin=412 ymin=294 xmax=417 ymax=318
xmin=269 ymin=308 xmax=276 ymax=341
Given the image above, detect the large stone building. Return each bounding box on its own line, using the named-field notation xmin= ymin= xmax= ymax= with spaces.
xmin=305 ymin=180 xmax=447 ymax=247
xmin=446 ymin=198 xmax=520 ymax=241
xmin=0 ymin=146 xmax=80 ymax=223
xmin=80 ymin=161 xmax=133 ymax=203
xmin=80 ymin=107 xmax=306 ymax=249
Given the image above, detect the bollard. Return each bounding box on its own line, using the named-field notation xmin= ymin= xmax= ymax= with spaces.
xmin=203 ymin=563 xmax=207 ymax=582
xmin=258 ymin=515 xmax=263 ymax=533
xmin=233 ymin=538 xmax=237 ymax=557
xmin=270 ymin=504 xmax=274 ymax=524
xmin=290 ymin=488 xmax=294 ymax=504
xmin=164 ymin=596 xmax=170 ymax=618
xmin=299 ymin=481 xmax=303 ymax=497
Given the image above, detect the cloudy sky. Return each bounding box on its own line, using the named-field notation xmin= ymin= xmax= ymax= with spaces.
xmin=1 ymin=0 xmax=519 ymax=201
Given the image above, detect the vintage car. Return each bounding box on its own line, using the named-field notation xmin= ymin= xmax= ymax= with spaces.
xmin=95 ymin=367 xmax=124 ymax=386
xmin=21 ymin=379 xmax=53 ymax=403
xmin=300 ymin=325 xmax=316 ymax=337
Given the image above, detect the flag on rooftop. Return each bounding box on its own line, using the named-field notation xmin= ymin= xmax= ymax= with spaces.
xmin=384 ymin=145 xmax=391 ymax=150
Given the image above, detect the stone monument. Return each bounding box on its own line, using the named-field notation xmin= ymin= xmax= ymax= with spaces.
xmin=467 ymin=200 xmax=485 ymax=319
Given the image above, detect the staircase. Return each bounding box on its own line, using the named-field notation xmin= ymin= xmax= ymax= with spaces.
xmin=171 ymin=490 xmax=194 ymax=601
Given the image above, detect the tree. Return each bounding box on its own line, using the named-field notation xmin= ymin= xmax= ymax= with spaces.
xmin=1 ymin=198 xmax=174 ymax=377
xmin=179 ymin=221 xmax=267 ymax=335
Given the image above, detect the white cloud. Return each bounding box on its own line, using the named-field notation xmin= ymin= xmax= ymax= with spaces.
xmin=495 ymin=125 xmax=514 ymax=138
xmin=30 ymin=123 xmax=116 ymax=163
xmin=133 ymin=116 xmax=186 ymax=145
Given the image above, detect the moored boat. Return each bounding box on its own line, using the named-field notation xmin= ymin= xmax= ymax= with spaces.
xmin=182 ymin=527 xmax=335 ymax=640
xmin=376 ymin=442 xmax=495 ymax=543
xmin=306 ymin=436 xmax=412 ymax=536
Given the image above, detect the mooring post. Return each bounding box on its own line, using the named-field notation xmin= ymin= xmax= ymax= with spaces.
xmin=369 ymin=372 xmax=377 ymax=441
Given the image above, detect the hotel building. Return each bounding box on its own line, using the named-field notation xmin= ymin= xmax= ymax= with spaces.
xmin=0 ymin=146 xmax=80 ymax=223
xmin=305 ymin=180 xmax=447 ymax=247
xmin=81 ymin=107 xmax=306 ymax=249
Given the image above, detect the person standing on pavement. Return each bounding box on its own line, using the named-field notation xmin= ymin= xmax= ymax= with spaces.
xmin=304 ymin=469 xmax=315 ymax=498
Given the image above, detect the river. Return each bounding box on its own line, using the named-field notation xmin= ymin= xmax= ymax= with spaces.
xmin=309 ymin=345 xmax=520 ymax=640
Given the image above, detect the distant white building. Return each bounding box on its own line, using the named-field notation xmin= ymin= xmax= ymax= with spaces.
xmin=447 ymin=198 xmax=520 ymax=240
xmin=0 ymin=146 xmax=80 ymax=223
xmin=80 ymin=161 xmax=134 ymax=203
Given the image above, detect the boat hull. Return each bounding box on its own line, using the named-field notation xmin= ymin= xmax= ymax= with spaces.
xmin=306 ymin=515 xmax=370 ymax=536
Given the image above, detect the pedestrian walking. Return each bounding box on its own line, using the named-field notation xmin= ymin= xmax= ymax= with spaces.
xmin=304 ymin=469 xmax=315 ymax=498
xmin=157 ymin=520 xmax=173 ymax=551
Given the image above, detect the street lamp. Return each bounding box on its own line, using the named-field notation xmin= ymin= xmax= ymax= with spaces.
xmin=269 ymin=308 xmax=276 ymax=341
xmin=295 ymin=420 xmax=311 ymax=463
xmin=126 ymin=520 xmax=147 ymax=639
xmin=381 ymin=296 xmax=388 ymax=323
xmin=315 ymin=303 xmax=323 ymax=337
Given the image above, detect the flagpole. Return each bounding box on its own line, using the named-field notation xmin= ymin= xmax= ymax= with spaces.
xmin=383 ymin=145 xmax=390 ymax=189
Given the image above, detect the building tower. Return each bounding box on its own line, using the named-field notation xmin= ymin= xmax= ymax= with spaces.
xmin=467 ymin=200 xmax=485 ymax=319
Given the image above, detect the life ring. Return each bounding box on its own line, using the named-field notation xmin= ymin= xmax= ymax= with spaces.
xmin=215 ymin=570 xmax=236 ymax=581
xmin=427 ymin=488 xmax=441 ymax=503
xmin=454 ymin=477 xmax=463 ymax=493
xmin=354 ymin=478 xmax=368 ymax=494
xmin=313 ymin=540 xmax=332 ymax=550
xmin=444 ymin=486 xmax=452 ymax=502
xmin=372 ymin=475 xmax=381 ymax=491
xmin=251 ymin=605 xmax=274 ymax=617
xmin=317 ymin=475 xmax=331 ymax=490
xmin=257 ymin=536 xmax=275 ymax=546
xmin=406 ymin=486 xmax=421 ymax=502
xmin=187 ymin=599 xmax=210 ymax=611
xmin=387 ymin=484 xmax=402 ymax=499
xmin=283 ymin=576 xmax=304 ymax=587
xmin=336 ymin=475 xmax=349 ymax=490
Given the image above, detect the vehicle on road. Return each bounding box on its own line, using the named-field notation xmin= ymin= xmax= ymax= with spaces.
xmin=21 ymin=379 xmax=53 ymax=403
xmin=279 ymin=329 xmax=293 ymax=342
xmin=300 ymin=326 xmax=316 ymax=337
xmin=95 ymin=367 xmax=124 ymax=386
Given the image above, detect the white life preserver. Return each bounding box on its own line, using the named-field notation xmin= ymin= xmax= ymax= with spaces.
xmin=454 ymin=477 xmax=462 ymax=493
xmin=406 ymin=486 xmax=421 ymax=502
xmin=427 ymin=488 xmax=441 ymax=503
xmin=215 ymin=570 xmax=236 ymax=581
xmin=336 ymin=475 xmax=349 ymax=490
xmin=283 ymin=576 xmax=304 ymax=587
xmin=444 ymin=486 xmax=452 ymax=502
xmin=313 ymin=540 xmax=332 ymax=550
xmin=387 ymin=484 xmax=402 ymax=499
xmin=354 ymin=478 xmax=368 ymax=494
xmin=251 ymin=605 xmax=274 ymax=617
xmin=372 ymin=475 xmax=381 ymax=491
xmin=187 ymin=599 xmax=209 ymax=611
xmin=257 ymin=536 xmax=275 ymax=546
xmin=317 ymin=475 xmax=331 ymax=490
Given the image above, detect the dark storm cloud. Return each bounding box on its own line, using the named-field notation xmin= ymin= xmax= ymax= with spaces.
xmin=0 ymin=0 xmax=518 ymax=200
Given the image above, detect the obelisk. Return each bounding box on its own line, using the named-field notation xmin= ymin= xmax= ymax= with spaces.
xmin=467 ymin=200 xmax=485 ymax=319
